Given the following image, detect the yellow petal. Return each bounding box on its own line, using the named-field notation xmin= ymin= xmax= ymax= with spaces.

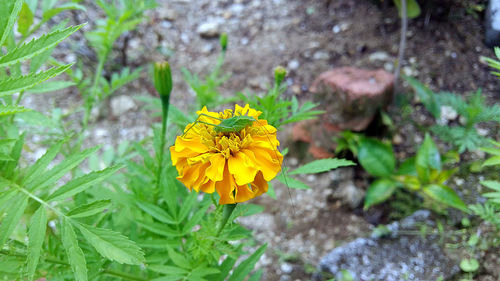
xmin=205 ymin=154 xmax=226 ymax=182
xmin=228 ymin=151 xmax=258 ymax=185
xmin=216 ymin=165 xmax=237 ymax=204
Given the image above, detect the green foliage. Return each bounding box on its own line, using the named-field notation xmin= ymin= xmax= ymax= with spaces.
xmin=432 ymin=90 xmax=500 ymax=153
xmin=393 ymin=0 xmax=421 ymax=19
xmin=357 ymin=134 xmax=466 ymax=211
xmin=239 ymin=68 xmax=324 ymax=130
xmin=405 ymin=76 xmax=500 ymax=153
xmin=182 ymin=34 xmax=231 ymax=109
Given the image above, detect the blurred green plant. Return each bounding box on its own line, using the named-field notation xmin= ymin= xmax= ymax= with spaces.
xmin=405 ymin=76 xmax=500 ymax=153
xmin=357 ymin=134 xmax=467 ymax=212
xmin=69 ymin=0 xmax=155 ymax=139
xmin=182 ymin=33 xmax=231 ymax=109
xmin=239 ymin=66 xmax=324 ymax=130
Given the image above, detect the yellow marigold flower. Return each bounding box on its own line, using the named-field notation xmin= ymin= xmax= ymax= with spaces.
xmin=170 ymin=104 xmax=283 ymax=204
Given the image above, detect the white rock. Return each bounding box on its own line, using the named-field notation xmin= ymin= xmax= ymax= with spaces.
xmin=437 ymin=105 xmax=458 ymax=125
xmin=280 ymin=263 xmax=293 ymax=274
xmin=197 ymin=21 xmax=220 ymax=37
xmin=369 ymin=51 xmax=390 ymax=62
xmin=111 ymin=95 xmax=136 ymax=117
xmin=287 ymin=59 xmax=300 ymax=70
xmin=313 ymin=50 xmax=329 ymax=60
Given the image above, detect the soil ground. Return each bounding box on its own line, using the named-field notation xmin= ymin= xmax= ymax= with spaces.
xmin=25 ymin=0 xmax=499 ymax=280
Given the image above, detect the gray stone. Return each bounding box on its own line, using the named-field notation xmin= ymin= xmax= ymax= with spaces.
xmin=368 ymin=51 xmax=390 ymax=62
xmin=197 ymin=21 xmax=220 ymax=38
xmin=315 ymin=211 xmax=460 ymax=281
xmin=331 ymin=181 xmax=364 ymax=209
xmin=110 ymin=95 xmax=136 ymax=117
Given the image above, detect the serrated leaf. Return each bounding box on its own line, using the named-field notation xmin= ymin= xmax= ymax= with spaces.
xmin=422 ymin=184 xmax=468 ymax=212
xmin=22 ymin=141 xmax=63 ymax=185
xmin=27 ymin=80 xmax=75 ymax=94
xmin=26 ymin=146 xmax=99 ymax=192
xmin=364 ymin=178 xmax=398 ymax=209
xmin=61 ymin=219 xmax=87 ymax=281
xmin=358 ymin=138 xmax=396 ymax=177
xmin=17 ymin=2 xmax=33 ymax=37
xmin=67 ymin=200 xmax=111 ymax=218
xmin=0 ymin=0 xmax=23 ymax=47
xmin=227 ymin=244 xmax=267 ymax=281
xmin=289 ymin=158 xmax=355 ymax=175
xmin=0 ymin=64 xmax=72 ymax=97
xmin=0 ymin=25 xmax=82 ymax=68
xmin=0 ymin=195 xmax=28 ymax=246
xmin=136 ymin=200 xmax=175 ymax=224
xmin=26 ymin=206 xmax=47 ymax=281
xmin=77 ymin=223 xmax=145 ymax=264
xmin=0 ymin=105 xmax=31 ymax=116
xmin=48 ymin=165 xmax=122 ymax=201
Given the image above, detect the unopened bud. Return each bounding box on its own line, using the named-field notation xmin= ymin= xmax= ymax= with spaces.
xmin=154 ymin=61 xmax=173 ymax=98
xmin=220 ymin=33 xmax=228 ymax=52
xmin=274 ymin=66 xmax=287 ymax=85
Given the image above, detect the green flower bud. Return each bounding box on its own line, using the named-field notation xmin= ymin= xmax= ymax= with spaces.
xmin=154 ymin=61 xmax=173 ymax=98
xmin=220 ymin=33 xmax=228 ymax=52
xmin=274 ymin=66 xmax=287 ymax=86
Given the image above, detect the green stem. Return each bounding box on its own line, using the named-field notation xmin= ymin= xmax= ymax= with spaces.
xmin=83 ymin=58 xmax=105 ymax=132
xmin=102 ymin=269 xmax=147 ymax=281
xmin=9 ymin=91 xmax=24 ymax=123
xmin=155 ymin=100 xmax=169 ymax=190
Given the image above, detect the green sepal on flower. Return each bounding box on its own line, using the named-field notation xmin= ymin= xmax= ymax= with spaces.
xmin=220 ymin=33 xmax=228 ymax=52
xmin=153 ymin=61 xmax=173 ymax=105
xmin=274 ymin=66 xmax=287 ymax=86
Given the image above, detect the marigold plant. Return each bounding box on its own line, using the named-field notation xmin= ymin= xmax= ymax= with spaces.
xmin=170 ymin=104 xmax=283 ymax=204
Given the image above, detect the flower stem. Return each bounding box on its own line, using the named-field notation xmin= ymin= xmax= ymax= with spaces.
xmin=155 ymin=97 xmax=170 ymax=190
xmin=216 ymin=203 xmax=237 ymax=237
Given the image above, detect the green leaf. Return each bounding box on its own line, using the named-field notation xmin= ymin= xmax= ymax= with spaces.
xmin=483 ymin=155 xmax=500 ymax=167
xmin=0 ymin=25 xmax=83 ymax=68
xmin=42 ymin=3 xmax=85 ymax=23
xmin=416 ymin=134 xmax=441 ymax=183
xmin=167 ymin=248 xmax=191 ymax=269
xmin=26 ymin=206 xmax=47 ymax=281
xmin=47 ymin=165 xmax=122 ymax=201
xmin=136 ymin=200 xmax=175 ymax=224
xmin=0 ymin=64 xmax=72 ymax=97
xmin=422 ymin=184 xmax=468 ymax=212
xmin=289 ymin=158 xmax=355 ymax=175
xmin=393 ymin=0 xmax=421 ymax=19
xmin=207 ymin=255 xmax=237 ymax=281
xmin=61 ymin=219 xmax=87 ymax=281
xmin=148 ymin=265 xmax=189 ymax=275
xmin=247 ymin=269 xmax=264 ymax=281
xmin=27 ymin=80 xmax=75 ymax=94
xmin=0 ymin=0 xmax=23 ymax=47
xmin=364 ymin=178 xmax=398 ymax=209
xmin=358 ymin=138 xmax=396 ymax=177
xmin=228 ymin=244 xmax=267 ymax=281
xmin=26 ymin=146 xmax=99 ymax=191
xmin=22 ymin=141 xmax=62 ymax=185
xmin=460 ymin=258 xmax=479 ymax=273
xmin=403 ymin=75 xmax=440 ymax=118
xmin=67 ymin=200 xmax=111 ymax=218
xmin=17 ymin=2 xmax=34 ymax=36
xmin=0 ymin=105 xmax=31 ymax=116
xmin=276 ymin=172 xmax=309 ymax=189
xmin=77 ymin=223 xmax=145 ymax=264
xmin=0 ymin=195 xmax=28 ymax=246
